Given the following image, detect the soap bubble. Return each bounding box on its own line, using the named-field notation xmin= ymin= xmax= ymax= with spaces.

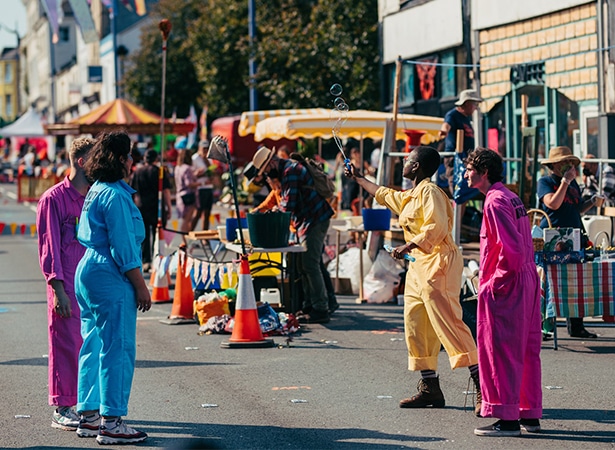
xmin=330 ymin=83 xmax=343 ymax=96
xmin=334 ymin=97 xmax=346 ymax=109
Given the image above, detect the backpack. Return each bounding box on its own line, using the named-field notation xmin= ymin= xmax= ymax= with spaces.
xmin=290 ymin=153 xmax=336 ymax=199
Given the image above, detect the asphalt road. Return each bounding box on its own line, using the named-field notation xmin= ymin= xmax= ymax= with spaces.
xmin=1 ymin=183 xmax=614 ymax=449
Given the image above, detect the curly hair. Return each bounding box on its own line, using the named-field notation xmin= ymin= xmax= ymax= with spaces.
xmin=68 ymin=137 xmax=95 ymax=161
xmin=466 ymin=147 xmax=504 ymax=184
xmin=84 ymin=131 xmax=132 ymax=183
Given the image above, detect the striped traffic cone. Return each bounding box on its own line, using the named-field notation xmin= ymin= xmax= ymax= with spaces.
xmin=221 ymin=255 xmax=275 ymax=348
xmin=151 ymin=257 xmax=171 ymax=303
xmin=163 ymin=246 xmax=195 ymax=324
xmin=151 ymin=225 xmax=171 ymax=303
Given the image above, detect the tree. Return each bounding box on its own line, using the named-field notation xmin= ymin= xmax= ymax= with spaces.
xmin=253 ymin=0 xmax=380 ymax=111
xmin=124 ymin=0 xmax=380 ymax=120
xmin=123 ymin=0 xmax=205 ymax=118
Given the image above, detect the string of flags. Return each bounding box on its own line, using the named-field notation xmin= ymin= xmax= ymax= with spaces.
xmin=0 ymin=222 xmax=37 ymax=237
xmin=154 ymin=251 xmax=240 ymax=291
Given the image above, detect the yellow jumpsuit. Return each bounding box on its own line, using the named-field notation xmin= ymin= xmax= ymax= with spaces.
xmin=375 ymin=180 xmax=477 ymax=371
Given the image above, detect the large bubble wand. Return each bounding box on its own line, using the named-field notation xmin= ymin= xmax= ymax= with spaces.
xmin=330 ymin=83 xmax=351 ymax=170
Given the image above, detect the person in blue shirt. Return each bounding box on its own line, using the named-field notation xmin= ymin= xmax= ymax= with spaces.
xmin=74 ymin=131 xmax=151 ymax=445
xmin=438 ymin=89 xmax=482 ymax=196
xmin=537 ymin=146 xmax=599 ymax=339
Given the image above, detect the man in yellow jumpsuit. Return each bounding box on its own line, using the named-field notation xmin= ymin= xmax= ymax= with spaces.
xmin=345 ymin=146 xmax=480 ymax=412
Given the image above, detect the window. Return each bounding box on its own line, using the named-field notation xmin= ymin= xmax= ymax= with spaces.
xmin=5 ymin=94 xmax=11 ymax=118
xmin=59 ymin=27 xmax=70 ymax=42
xmin=400 ymin=62 xmax=415 ymax=106
xmin=440 ymin=51 xmax=455 ymax=98
xmin=4 ymin=64 xmax=12 ymax=83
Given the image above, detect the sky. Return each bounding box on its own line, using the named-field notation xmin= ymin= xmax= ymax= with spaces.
xmin=0 ymin=0 xmax=27 ymax=52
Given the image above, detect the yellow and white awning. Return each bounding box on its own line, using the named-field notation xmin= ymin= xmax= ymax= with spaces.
xmin=253 ymin=110 xmax=443 ymax=143
xmin=238 ymin=108 xmax=328 ymax=136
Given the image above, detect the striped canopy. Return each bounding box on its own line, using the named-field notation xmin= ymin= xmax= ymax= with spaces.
xmin=253 ymin=110 xmax=443 ymax=142
xmin=45 ymin=99 xmax=195 ymax=136
xmin=238 ymin=108 xmax=328 ymax=136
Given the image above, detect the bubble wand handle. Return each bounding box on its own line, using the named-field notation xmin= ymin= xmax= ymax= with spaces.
xmin=383 ymin=244 xmax=416 ymax=262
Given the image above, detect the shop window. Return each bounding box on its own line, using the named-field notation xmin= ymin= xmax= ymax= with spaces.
xmin=440 ymin=51 xmax=455 ymax=99
xmin=399 ymin=62 xmax=415 ymax=107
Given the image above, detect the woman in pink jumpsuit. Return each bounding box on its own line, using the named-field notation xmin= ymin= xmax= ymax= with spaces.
xmin=465 ymin=148 xmax=542 ymax=437
xmin=36 ymin=138 xmax=94 ymax=430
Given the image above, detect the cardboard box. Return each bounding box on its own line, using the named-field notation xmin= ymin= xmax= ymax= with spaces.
xmin=543 ymin=228 xmax=581 ymax=252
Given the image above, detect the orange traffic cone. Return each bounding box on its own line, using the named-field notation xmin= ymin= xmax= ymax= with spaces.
xmin=221 ymin=255 xmax=275 ymax=348
xmin=165 ymin=247 xmax=195 ymax=324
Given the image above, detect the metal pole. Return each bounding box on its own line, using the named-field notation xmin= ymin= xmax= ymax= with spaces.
xmin=226 ymin=148 xmax=247 ymax=255
xmin=248 ymin=0 xmax=257 ymax=111
xmin=111 ymin=0 xmax=119 ymax=99
xmin=158 ymin=20 xmax=171 ymax=231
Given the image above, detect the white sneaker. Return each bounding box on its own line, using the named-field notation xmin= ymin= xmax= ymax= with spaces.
xmin=51 ymin=407 xmax=80 ymax=431
xmin=76 ymin=412 xmax=101 ymax=438
xmin=96 ymin=417 xmax=148 ymax=445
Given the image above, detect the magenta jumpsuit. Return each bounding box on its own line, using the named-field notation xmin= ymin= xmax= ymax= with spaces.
xmin=477 ymin=182 xmax=542 ymax=420
xmin=36 ymin=176 xmax=86 ymax=406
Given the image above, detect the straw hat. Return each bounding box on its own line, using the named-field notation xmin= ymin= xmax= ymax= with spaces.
xmin=541 ymin=146 xmax=580 ymax=166
xmin=252 ymin=146 xmax=275 ymax=176
xmin=455 ymin=89 xmax=483 ymax=106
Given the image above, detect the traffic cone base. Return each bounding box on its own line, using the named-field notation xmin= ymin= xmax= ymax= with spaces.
xmin=221 ymin=255 xmax=275 ymax=349
xmin=151 ymin=262 xmax=171 ymax=303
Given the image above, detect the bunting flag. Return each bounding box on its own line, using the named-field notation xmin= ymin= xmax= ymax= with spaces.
xmin=134 ymin=0 xmax=147 ymax=16
xmin=67 ymin=0 xmax=98 ymax=44
xmin=199 ymin=106 xmax=208 ymax=142
xmin=118 ymin=0 xmax=133 ymax=12
xmin=40 ymin=0 xmax=60 ymax=43
xmin=186 ymin=104 xmax=197 ymax=149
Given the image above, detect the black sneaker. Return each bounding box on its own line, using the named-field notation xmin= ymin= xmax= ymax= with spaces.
xmin=519 ymin=418 xmax=541 ymax=433
xmin=474 ymin=420 xmax=521 ymax=437
xmin=297 ymin=309 xmax=330 ymax=324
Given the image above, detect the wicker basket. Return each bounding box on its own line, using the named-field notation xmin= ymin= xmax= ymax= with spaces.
xmin=527 ymin=209 xmax=551 ymax=253
xmin=533 ymin=238 xmax=545 ymax=252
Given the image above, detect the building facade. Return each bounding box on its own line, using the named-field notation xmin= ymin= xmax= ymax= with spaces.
xmin=379 ymin=0 xmax=611 ymax=169
xmin=0 ymin=48 xmax=19 ymax=123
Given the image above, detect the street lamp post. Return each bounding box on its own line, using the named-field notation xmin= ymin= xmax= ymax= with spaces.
xmin=248 ymin=0 xmax=257 ymax=111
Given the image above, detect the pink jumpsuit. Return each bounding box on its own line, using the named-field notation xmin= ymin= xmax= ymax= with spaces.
xmin=478 ymin=182 xmax=542 ymax=420
xmin=36 ymin=176 xmax=85 ymax=406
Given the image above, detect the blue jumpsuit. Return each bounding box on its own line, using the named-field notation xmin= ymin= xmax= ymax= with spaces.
xmin=75 ymin=180 xmax=145 ymax=417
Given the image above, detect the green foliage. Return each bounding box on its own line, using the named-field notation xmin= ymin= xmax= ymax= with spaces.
xmin=123 ymin=0 xmax=205 ymax=117
xmin=124 ymin=0 xmax=380 ymax=120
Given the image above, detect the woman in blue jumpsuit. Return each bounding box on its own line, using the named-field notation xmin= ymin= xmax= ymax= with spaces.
xmin=74 ymin=131 xmax=152 ymax=445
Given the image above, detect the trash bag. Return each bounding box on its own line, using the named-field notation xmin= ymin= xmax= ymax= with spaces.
xmin=363 ymin=251 xmax=402 ymax=303
xmin=326 ymin=247 xmax=372 ymax=294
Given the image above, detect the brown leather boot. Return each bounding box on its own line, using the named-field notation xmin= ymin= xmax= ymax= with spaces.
xmin=470 ymin=372 xmax=482 ymax=417
xmin=399 ymin=377 xmax=445 ymax=408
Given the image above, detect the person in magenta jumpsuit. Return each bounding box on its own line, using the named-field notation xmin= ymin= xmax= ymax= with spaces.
xmin=37 ymin=138 xmax=95 ymax=431
xmin=465 ymin=148 xmax=542 ymax=437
